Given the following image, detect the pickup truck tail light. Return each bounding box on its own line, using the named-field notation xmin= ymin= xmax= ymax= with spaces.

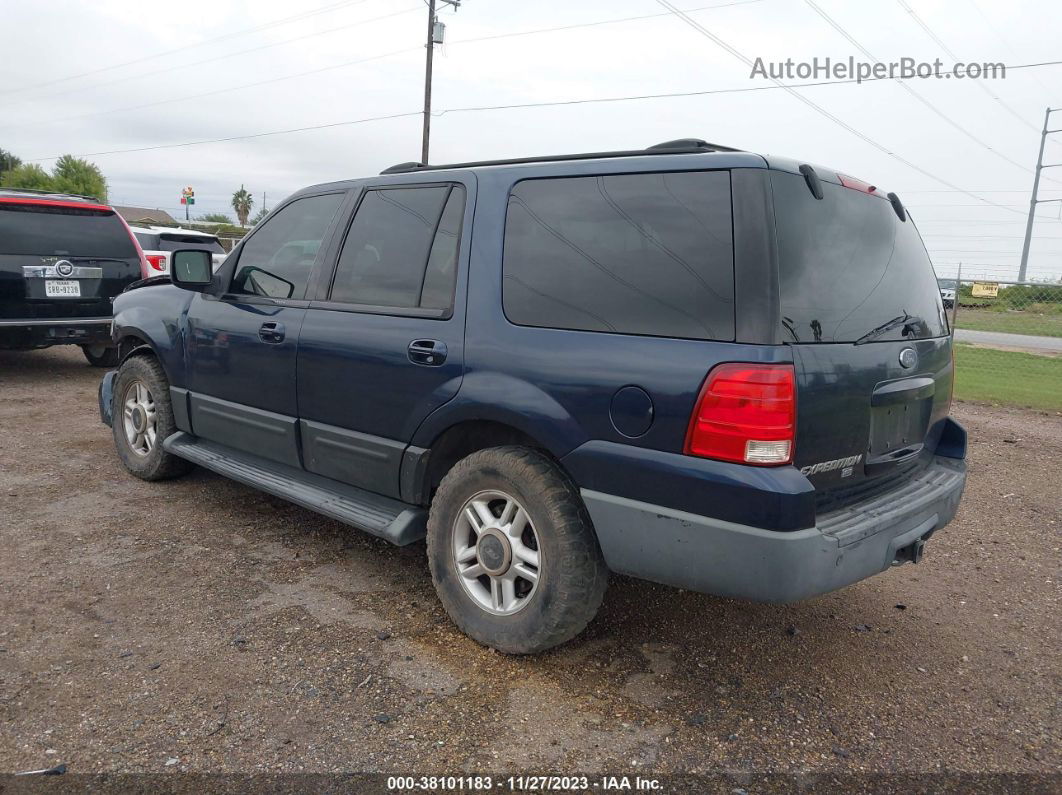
xmin=684 ymin=363 xmax=796 ymax=466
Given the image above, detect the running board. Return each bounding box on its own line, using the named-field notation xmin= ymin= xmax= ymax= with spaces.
xmin=163 ymin=432 xmax=426 ymax=546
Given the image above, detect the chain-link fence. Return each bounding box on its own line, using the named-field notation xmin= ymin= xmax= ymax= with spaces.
xmin=935 ymin=267 xmax=1061 ymax=411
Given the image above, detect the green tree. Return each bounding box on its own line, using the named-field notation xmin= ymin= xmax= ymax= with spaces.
xmin=231 ymin=185 xmax=254 ymax=227
xmin=50 ymin=154 xmax=108 ymax=201
xmin=0 ymin=153 xmax=108 ymax=201
xmin=1 ymin=162 xmax=53 ymax=191
xmin=197 ymin=212 xmax=234 ymax=224
xmin=0 ymin=147 xmax=22 ymax=177
xmin=250 ymin=206 xmax=269 ymax=225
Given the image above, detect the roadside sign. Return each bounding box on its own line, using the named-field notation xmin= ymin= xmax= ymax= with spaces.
xmin=972 ymin=282 xmax=999 ymax=298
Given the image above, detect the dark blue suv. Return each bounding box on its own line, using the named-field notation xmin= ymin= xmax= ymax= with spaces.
xmin=99 ymin=139 xmax=967 ymax=653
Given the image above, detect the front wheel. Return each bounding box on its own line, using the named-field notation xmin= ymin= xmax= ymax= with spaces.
xmin=111 ymin=355 xmax=193 ymax=481
xmin=82 ymin=344 xmax=120 ymax=368
xmin=427 ymin=446 xmax=608 ymax=654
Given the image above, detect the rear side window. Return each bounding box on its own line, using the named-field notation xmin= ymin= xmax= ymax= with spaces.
xmin=773 ymin=171 xmax=948 ymax=343
xmin=231 ymin=193 xmax=343 ymax=300
xmin=0 ymin=204 xmax=135 ymax=258
xmin=329 ymin=184 xmax=465 ymax=311
xmin=502 ymin=171 xmax=735 ymax=340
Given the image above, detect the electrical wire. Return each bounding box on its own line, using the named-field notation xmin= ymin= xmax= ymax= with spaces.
xmin=0 ymin=0 xmax=765 ymax=132
xmin=0 ymin=0 xmax=379 ymax=98
xmin=803 ymin=0 xmax=1058 ymax=186
xmin=4 ymin=5 xmax=423 ymax=108
xmin=23 ymin=58 xmax=1062 ymax=165
xmin=895 ymin=0 xmax=1045 ymax=136
xmin=652 ymin=0 xmax=1026 ymax=216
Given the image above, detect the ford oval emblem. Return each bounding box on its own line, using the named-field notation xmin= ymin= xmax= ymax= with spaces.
xmin=55 ymin=260 xmax=74 ymax=277
xmin=899 ymin=347 xmax=918 ymax=369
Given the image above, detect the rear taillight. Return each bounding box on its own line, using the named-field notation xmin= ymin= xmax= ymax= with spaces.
xmin=145 ymin=254 xmax=167 ymax=271
xmin=684 ymin=363 xmax=796 ymax=466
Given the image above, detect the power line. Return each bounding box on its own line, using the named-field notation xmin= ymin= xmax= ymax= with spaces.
xmin=803 ymin=0 xmax=1057 ymax=185
xmin=4 ymin=5 xmax=422 ymax=108
xmin=0 ymin=46 xmax=424 ymax=132
xmin=894 ymin=0 xmax=1046 ymax=137
xmin=1 ymin=0 xmax=764 ymax=133
xmin=0 ymin=0 xmax=378 ymax=98
xmin=652 ymin=0 xmax=1026 ymax=215
xmin=23 ymin=59 xmax=1062 ymax=166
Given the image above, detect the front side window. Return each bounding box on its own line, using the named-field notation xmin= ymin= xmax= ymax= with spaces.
xmin=502 ymin=171 xmax=735 ymax=340
xmin=230 ymin=193 xmax=343 ymax=300
xmin=330 ymin=185 xmax=465 ymax=311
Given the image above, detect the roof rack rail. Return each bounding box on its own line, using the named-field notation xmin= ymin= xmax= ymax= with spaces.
xmin=0 ymin=186 xmax=102 ymax=203
xmin=379 ymin=138 xmax=742 ymax=175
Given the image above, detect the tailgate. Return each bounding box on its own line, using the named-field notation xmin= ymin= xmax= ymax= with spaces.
xmin=791 ymin=337 xmax=954 ymax=504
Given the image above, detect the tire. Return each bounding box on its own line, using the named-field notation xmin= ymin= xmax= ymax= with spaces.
xmin=111 ymin=354 xmax=193 ymax=481
xmin=82 ymin=344 xmax=121 ymax=368
xmin=427 ymin=446 xmax=608 ymax=654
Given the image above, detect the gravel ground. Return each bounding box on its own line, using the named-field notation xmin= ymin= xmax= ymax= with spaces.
xmin=1 ymin=346 xmax=1059 ymax=784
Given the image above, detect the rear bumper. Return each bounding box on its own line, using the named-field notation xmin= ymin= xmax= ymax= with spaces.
xmin=583 ymin=454 xmax=966 ymax=603
xmin=0 ymin=317 xmax=112 ymax=349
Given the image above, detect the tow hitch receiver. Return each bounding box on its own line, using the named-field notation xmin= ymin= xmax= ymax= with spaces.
xmin=893 ymin=537 xmax=926 ymax=566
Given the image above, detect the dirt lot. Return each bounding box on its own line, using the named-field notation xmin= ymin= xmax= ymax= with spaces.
xmin=1 ymin=347 xmax=1059 ymax=783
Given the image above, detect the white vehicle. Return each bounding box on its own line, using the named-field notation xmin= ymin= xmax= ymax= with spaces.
xmin=940 ymin=287 xmax=956 ymax=308
xmin=129 ymin=226 xmax=227 ymax=276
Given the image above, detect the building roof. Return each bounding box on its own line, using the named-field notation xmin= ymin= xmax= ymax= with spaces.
xmin=113 ymin=205 xmax=178 ymax=226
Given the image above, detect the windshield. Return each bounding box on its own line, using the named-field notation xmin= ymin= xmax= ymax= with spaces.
xmin=772 ymin=171 xmax=947 ymax=343
xmin=0 ymin=204 xmax=136 ymax=258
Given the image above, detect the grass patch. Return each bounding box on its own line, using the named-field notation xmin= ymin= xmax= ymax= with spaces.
xmin=954 ymin=344 xmax=1062 ymax=411
xmin=954 ymin=307 xmax=1062 ymax=338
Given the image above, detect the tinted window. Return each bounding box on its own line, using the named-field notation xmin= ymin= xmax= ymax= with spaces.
xmin=158 ymin=234 xmax=225 ymax=254
xmin=503 ymin=171 xmax=734 ymax=340
xmin=0 ymin=205 xmax=136 ymax=258
xmin=231 ymin=193 xmax=343 ymax=300
xmin=133 ymin=232 xmax=159 ymax=250
xmin=774 ymin=171 xmax=948 ymax=342
xmin=330 ymin=185 xmax=464 ymax=311
xmin=421 ymin=188 xmax=465 ymax=310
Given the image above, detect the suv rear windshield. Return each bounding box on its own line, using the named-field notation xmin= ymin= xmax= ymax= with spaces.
xmin=0 ymin=204 xmax=136 ymax=259
xmin=773 ymin=171 xmax=947 ymax=343
xmin=158 ymin=234 xmax=224 ymax=254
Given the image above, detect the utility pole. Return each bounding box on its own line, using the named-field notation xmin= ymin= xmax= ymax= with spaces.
xmin=421 ymin=0 xmax=460 ymax=165
xmin=1019 ymin=107 xmax=1061 ymax=282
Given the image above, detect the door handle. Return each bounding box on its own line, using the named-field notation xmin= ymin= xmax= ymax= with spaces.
xmin=408 ymin=339 xmax=446 ymax=366
xmin=258 ymin=321 xmax=286 ymax=344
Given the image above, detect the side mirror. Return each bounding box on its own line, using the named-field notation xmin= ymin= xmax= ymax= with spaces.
xmin=170 ymin=249 xmax=213 ymax=290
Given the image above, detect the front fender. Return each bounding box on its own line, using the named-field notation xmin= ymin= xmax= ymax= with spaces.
xmin=410 ymin=371 xmax=587 ymax=457
xmin=112 ymin=285 xmax=192 ymax=387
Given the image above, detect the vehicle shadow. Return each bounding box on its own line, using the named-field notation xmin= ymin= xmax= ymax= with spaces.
xmin=0 ymin=346 xmax=95 ymax=385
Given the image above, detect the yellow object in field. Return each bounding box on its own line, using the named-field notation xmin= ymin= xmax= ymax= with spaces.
xmin=972 ymin=282 xmax=1000 ymax=298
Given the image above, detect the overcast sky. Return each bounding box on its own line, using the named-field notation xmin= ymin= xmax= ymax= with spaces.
xmin=2 ymin=0 xmax=1060 ymax=279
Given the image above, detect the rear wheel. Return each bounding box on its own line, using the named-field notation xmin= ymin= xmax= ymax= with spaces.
xmin=82 ymin=344 xmax=120 ymax=368
xmin=111 ymin=355 xmax=193 ymax=481
xmin=427 ymin=446 xmax=608 ymax=654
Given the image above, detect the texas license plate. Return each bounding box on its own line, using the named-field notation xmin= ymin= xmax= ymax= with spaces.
xmin=45 ymin=280 xmax=81 ymax=298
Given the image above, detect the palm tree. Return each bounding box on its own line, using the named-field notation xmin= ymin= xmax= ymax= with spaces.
xmin=231 ymin=185 xmax=254 ymax=227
